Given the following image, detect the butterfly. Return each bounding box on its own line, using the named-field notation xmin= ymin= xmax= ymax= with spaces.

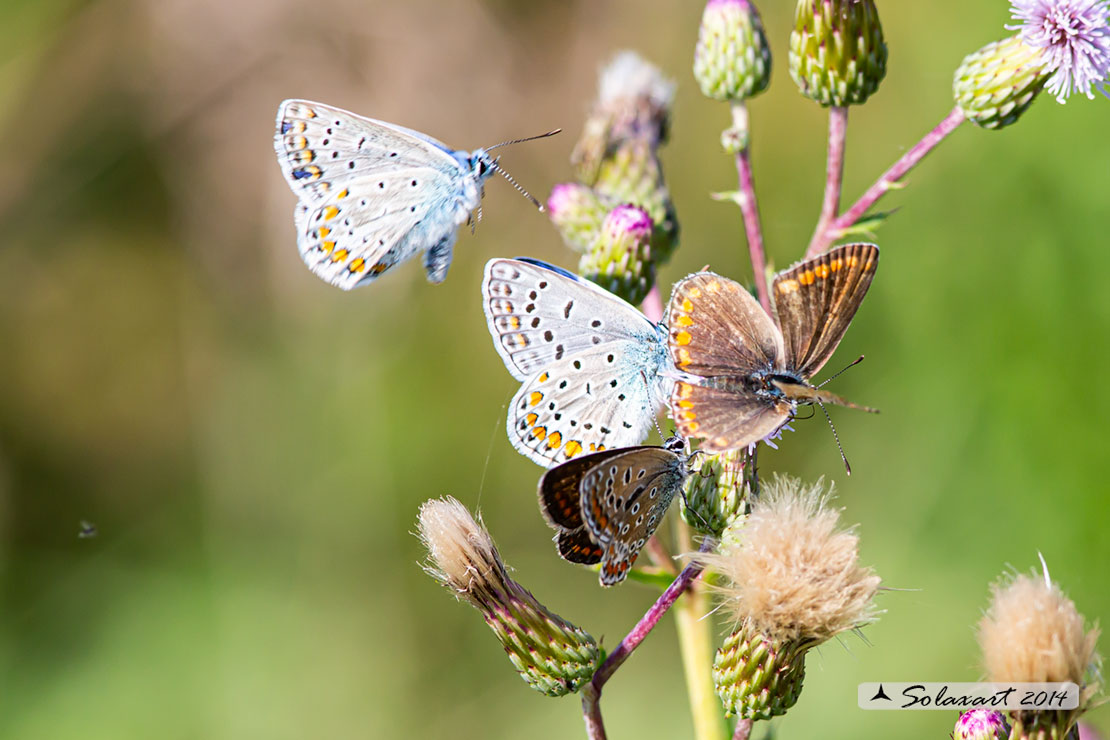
xmin=538 ymin=436 xmax=689 ymax=586
xmin=275 ymin=100 xmax=552 ymax=289
xmin=483 ymin=258 xmax=675 ymax=467
xmin=667 ymin=242 xmax=879 ymax=453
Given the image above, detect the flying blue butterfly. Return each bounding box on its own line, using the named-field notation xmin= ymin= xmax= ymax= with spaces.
xmin=483 ymin=258 xmax=676 ymax=467
xmin=274 ymin=100 xmax=555 ymax=289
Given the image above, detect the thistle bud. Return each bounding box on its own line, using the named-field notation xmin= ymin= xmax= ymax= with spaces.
xmin=978 ymin=559 xmax=1101 ymax=739
xmin=592 ymin=140 xmax=679 ymax=265
xmin=694 ymin=0 xmax=773 ymax=102
xmin=681 ymin=449 xmax=750 ymax=537
xmin=954 ymin=709 xmax=1011 ymax=740
xmin=713 ymin=621 xmax=808 ymax=719
xmin=547 ymin=183 xmax=610 ymax=253
xmin=953 ymin=35 xmax=1048 ymax=130
xmin=789 ymin=0 xmax=888 ymax=106
xmin=692 ymin=477 xmax=881 ymax=718
xmin=579 ymin=205 xmax=655 ymax=306
xmin=417 ymin=497 xmax=600 ymax=697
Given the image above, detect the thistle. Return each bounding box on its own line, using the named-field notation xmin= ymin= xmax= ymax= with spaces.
xmin=570 ymin=52 xmax=680 ymax=266
xmin=680 ymin=448 xmax=750 ymax=537
xmin=1008 ymin=0 xmax=1110 ymax=103
xmin=977 ymin=558 xmax=1101 ymax=739
xmin=692 ymin=477 xmax=881 ymax=719
xmin=954 ymin=36 xmax=1049 ymax=130
xmin=547 ymin=183 xmax=611 ymax=253
xmin=789 ymin=0 xmax=888 ymax=106
xmin=417 ymin=497 xmax=600 ymax=697
xmin=954 ymin=709 xmax=1012 ymax=740
xmin=578 ymin=204 xmax=655 ymax=306
xmin=693 ymin=0 xmax=773 ymax=102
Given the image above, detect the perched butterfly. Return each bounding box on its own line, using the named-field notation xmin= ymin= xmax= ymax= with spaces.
xmin=668 ymin=242 xmax=879 ymax=454
xmin=274 ymin=100 xmax=554 ymax=289
xmin=483 ymin=258 xmax=675 ymax=467
xmin=538 ymin=436 xmax=689 ymax=586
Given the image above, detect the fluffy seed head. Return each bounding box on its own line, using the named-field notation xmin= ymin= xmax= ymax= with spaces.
xmin=694 ymin=476 xmax=881 ymax=643
xmin=978 ymin=564 xmax=1101 ymax=687
xmin=417 ymin=496 xmax=510 ymax=605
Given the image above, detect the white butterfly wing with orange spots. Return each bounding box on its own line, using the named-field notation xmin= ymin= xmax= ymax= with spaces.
xmin=484 ymin=259 xmax=674 ymax=468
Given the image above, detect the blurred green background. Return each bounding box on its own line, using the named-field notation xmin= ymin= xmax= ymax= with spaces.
xmin=0 ymin=1 xmax=1106 ymax=738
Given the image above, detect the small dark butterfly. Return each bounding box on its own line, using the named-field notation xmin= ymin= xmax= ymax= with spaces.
xmin=667 ymin=242 xmax=879 ymax=453
xmin=537 ymin=436 xmax=689 ymax=586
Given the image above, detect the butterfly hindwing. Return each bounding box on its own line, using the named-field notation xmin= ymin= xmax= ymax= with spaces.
xmin=579 ymin=446 xmax=688 ymax=586
xmin=666 ymin=272 xmax=784 ymax=377
xmin=773 ymin=243 xmax=879 ymax=377
xmin=670 ymin=380 xmax=791 ymax=453
xmin=296 ymin=168 xmax=461 ymax=289
xmin=555 ymin=527 xmax=603 ymax=565
xmin=483 ymin=258 xmax=665 ymax=382
xmin=507 ymin=346 xmax=669 ymax=467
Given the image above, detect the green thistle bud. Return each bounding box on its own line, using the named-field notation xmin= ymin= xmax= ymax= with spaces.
xmin=953 ymin=35 xmax=1048 ymax=130
xmin=547 ymin=183 xmax=610 ymax=253
xmin=417 ymin=497 xmax=600 ymax=697
xmin=713 ymin=622 xmax=810 ymax=719
xmin=593 ymin=140 xmax=679 ymax=265
xmin=681 ymin=449 xmax=750 ymax=537
xmin=789 ymin=0 xmax=887 ymax=106
xmin=579 ymin=205 xmax=655 ymax=306
xmin=694 ymin=0 xmax=773 ymax=102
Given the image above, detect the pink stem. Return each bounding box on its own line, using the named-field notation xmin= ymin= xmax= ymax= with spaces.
xmin=732 ymin=719 xmax=753 ymax=740
xmin=731 ymin=103 xmax=772 ymax=316
xmin=806 ymin=106 xmax=848 ymax=258
xmin=581 ymin=538 xmax=715 ymax=739
xmin=807 ymin=106 xmax=966 ymax=258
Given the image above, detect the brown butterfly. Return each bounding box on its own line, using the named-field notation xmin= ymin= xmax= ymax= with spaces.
xmin=537 ymin=436 xmax=689 ymax=586
xmin=667 ymin=242 xmax=879 ymax=454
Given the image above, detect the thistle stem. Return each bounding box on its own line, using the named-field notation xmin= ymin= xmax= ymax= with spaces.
xmin=641 ymin=283 xmax=664 ymax=324
xmin=732 ymin=719 xmax=753 ymax=740
xmin=581 ymin=538 xmax=716 ymax=740
xmin=806 ymin=105 xmax=848 ymax=258
xmin=806 ymin=106 xmax=967 ymax=258
xmin=730 ymin=102 xmax=772 ymax=316
xmin=674 ymin=524 xmax=729 ymax=740
xmin=639 ymin=281 xmax=670 ymax=572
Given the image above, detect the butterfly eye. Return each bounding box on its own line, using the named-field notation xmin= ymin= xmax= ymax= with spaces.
xmin=476 ymin=159 xmax=489 ymax=176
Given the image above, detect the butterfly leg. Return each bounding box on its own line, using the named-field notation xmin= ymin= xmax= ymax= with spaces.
xmin=422 ymin=232 xmax=457 ymax=284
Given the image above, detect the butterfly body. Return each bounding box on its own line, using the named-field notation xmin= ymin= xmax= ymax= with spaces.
xmin=483 ymin=258 xmax=674 ymax=467
xmin=275 ymin=100 xmax=497 ymax=289
xmin=538 ymin=436 xmax=689 ymax=586
xmin=668 ymin=242 xmax=879 ymax=453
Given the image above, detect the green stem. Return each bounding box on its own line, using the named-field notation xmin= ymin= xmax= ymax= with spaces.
xmin=674 ymin=522 xmax=728 ymax=740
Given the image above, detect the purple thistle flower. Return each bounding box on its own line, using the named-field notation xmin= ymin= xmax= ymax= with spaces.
xmin=1008 ymin=0 xmax=1110 ymax=102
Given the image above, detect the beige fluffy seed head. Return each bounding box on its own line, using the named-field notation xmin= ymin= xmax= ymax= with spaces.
xmin=417 ymin=496 xmax=510 ymax=604
xmin=696 ymin=476 xmax=881 ymax=643
xmin=979 ymin=565 xmax=1101 ymax=687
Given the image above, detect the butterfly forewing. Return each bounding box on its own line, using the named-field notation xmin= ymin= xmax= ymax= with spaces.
xmin=666 ymin=272 xmax=784 ymax=378
xmin=275 ymin=100 xmax=460 ymax=203
xmin=773 ymin=243 xmax=879 ymax=377
xmin=579 ymin=447 xmax=688 ymax=586
xmin=483 ymin=258 xmax=665 ymax=382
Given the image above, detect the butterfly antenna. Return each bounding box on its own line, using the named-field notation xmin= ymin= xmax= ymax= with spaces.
xmin=486 ymin=129 xmax=562 ymax=152
xmin=817 ymin=401 xmax=852 ymax=475
xmin=489 ymin=161 xmax=546 ymax=212
xmin=817 ymin=354 xmax=866 ymax=388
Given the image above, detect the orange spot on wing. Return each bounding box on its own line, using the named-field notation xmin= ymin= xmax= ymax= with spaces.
xmin=676 ymin=349 xmax=692 ymax=368
xmin=814 ymin=264 xmax=830 ymax=279
xmin=336 ymin=189 xmax=349 ymax=199
xmin=547 ymin=431 xmax=562 ymax=449
xmin=799 ymin=270 xmax=815 ymax=285
xmin=532 ymin=426 xmax=547 ymax=441
xmin=528 ymin=391 xmax=543 ymax=406
xmin=673 ymin=330 xmax=692 ymax=346
xmin=830 ymin=259 xmax=843 ymax=272
xmin=331 ymin=248 xmax=349 ymax=263
xmin=322 ymin=206 xmax=339 ymax=221
xmin=321 ymin=241 xmax=336 ymax=254
xmin=537 ymin=372 xmax=548 ymax=383
xmin=349 ymin=258 xmax=366 ymax=274
xmin=681 ymin=298 xmax=694 ymax=312
xmin=318 ymin=227 xmax=330 ymax=238
xmin=564 ymin=440 xmax=583 ymax=458
xmin=777 ymin=279 xmax=799 ymax=294
xmin=525 ymin=413 xmax=538 ymax=426
xmin=674 ymin=314 xmax=693 ymax=327
xmin=509 ymin=316 xmax=520 ymax=330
